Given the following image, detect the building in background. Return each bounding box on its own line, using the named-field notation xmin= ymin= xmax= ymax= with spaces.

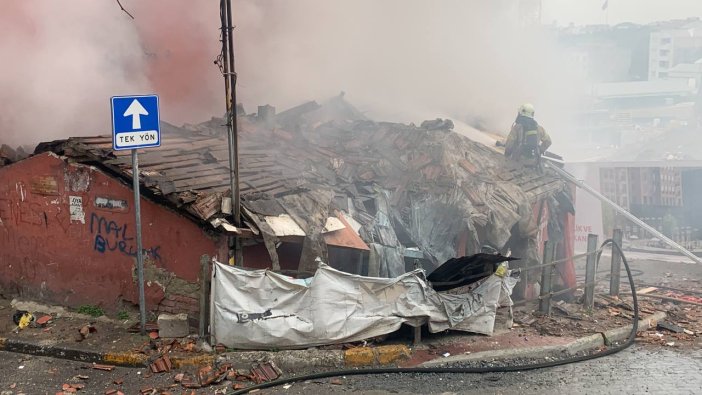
xmin=649 ymin=20 xmax=702 ymax=80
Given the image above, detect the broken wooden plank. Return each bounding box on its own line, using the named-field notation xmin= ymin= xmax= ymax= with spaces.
xmin=637 ymin=287 xmax=659 ymax=295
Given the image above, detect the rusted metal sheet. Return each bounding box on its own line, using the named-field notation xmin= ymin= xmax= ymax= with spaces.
xmin=324 ymin=213 xmax=370 ymax=251
xmin=190 ymin=193 xmax=222 ymax=220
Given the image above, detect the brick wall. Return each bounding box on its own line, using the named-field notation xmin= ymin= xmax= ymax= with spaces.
xmin=158 ymin=293 xmax=200 ymax=316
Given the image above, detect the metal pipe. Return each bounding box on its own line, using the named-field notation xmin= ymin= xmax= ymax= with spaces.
xmin=544 ymin=160 xmax=702 ymax=264
xmin=132 ymin=150 xmax=146 ymax=335
xmin=225 ymin=0 xmax=240 ymax=231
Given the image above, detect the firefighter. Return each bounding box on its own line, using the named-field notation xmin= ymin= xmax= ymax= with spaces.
xmin=504 ymin=103 xmax=551 ymax=168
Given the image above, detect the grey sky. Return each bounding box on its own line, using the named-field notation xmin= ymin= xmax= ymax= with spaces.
xmin=543 ymin=0 xmax=702 ymax=26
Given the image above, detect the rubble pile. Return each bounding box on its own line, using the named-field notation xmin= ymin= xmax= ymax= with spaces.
xmin=0 ymin=144 xmax=30 ymax=167
xmin=514 ymin=286 xmax=701 ymax=349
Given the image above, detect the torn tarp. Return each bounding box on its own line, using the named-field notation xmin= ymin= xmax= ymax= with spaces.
xmin=210 ymin=260 xmax=517 ymax=349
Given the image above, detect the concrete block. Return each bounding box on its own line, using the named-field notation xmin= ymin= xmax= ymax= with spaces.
xmin=157 ymin=313 xmax=190 ymax=338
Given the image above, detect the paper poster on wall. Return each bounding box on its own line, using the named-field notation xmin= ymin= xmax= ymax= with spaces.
xmin=69 ymin=195 xmax=85 ymax=224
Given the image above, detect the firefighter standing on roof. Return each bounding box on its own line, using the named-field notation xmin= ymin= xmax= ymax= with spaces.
xmin=504 ymin=103 xmax=551 ymax=167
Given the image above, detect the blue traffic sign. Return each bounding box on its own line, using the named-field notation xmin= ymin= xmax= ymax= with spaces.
xmin=111 ymin=94 xmax=161 ymax=150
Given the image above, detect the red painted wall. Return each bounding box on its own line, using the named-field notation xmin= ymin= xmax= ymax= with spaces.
xmin=0 ymin=153 xmax=220 ymax=311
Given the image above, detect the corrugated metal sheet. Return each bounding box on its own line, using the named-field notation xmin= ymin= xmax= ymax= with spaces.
xmin=264 ymin=214 xmax=306 ymax=237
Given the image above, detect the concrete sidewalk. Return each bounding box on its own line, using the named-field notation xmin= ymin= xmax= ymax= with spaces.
xmin=0 ymin=311 xmax=667 ymax=372
xmin=420 ymin=311 xmax=666 ymax=367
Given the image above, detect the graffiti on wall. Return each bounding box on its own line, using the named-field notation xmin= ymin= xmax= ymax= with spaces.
xmin=0 ymin=198 xmax=47 ymax=227
xmin=89 ymin=213 xmax=161 ymax=260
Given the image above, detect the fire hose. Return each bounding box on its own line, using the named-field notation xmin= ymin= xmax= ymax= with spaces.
xmin=233 ymin=239 xmax=639 ymax=394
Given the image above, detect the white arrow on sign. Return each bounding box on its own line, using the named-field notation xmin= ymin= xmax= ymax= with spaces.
xmin=123 ymin=99 xmax=149 ymax=130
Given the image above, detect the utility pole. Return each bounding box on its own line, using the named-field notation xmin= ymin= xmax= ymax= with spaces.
xmin=220 ymin=0 xmax=243 ymax=266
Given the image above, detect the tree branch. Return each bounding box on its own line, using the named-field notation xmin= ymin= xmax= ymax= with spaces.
xmin=115 ymin=0 xmax=135 ymax=19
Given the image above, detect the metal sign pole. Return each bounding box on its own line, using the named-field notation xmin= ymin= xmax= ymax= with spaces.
xmin=111 ymin=94 xmax=159 ymax=336
xmin=132 ymin=149 xmax=147 ymax=335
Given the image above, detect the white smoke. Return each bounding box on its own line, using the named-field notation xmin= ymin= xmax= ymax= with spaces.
xmin=233 ymin=0 xmax=587 ymax=148
xmin=1 ymin=0 xmax=589 ymax=153
xmin=0 ymin=1 xmax=150 ymax=147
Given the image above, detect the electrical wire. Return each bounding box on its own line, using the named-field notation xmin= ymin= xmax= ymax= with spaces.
xmin=232 ymin=239 xmax=639 ymax=394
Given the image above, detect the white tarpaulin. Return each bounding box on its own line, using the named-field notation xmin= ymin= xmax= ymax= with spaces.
xmin=210 ymin=260 xmax=517 ymax=349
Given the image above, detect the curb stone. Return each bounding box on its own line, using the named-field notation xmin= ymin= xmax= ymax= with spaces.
xmin=601 ymin=311 xmax=667 ymax=346
xmin=421 ymin=343 xmax=579 ymax=367
xmin=0 ymin=337 xmax=148 ymax=367
xmin=220 ymin=349 xmax=345 ymax=371
xmin=421 ymin=312 xmax=667 ymax=367
xmin=0 ymin=313 xmax=665 ymax=371
xmin=219 ymin=345 xmax=411 ymax=371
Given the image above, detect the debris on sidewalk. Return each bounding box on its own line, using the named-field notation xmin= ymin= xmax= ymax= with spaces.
xmin=91 ymin=363 xmax=116 ymax=371
xmin=58 ymin=383 xmax=86 ymax=394
xmin=149 ymin=355 xmax=173 ymax=373
xmin=250 ymin=361 xmax=283 ymax=382
xmin=35 ymin=315 xmax=53 ymax=326
xmin=12 ymin=310 xmax=34 ymax=332
xmin=128 ymin=322 xmax=159 ymax=333
xmin=552 ymin=302 xmax=574 ymax=317
xmin=173 ymin=360 xmax=283 ymax=391
xmin=657 ymin=321 xmax=685 ymax=333
xmin=75 ymin=324 xmax=97 ymax=342
xmin=427 ymin=253 xmax=517 ymax=292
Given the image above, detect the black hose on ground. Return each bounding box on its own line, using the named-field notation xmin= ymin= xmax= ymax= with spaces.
xmin=232 ymin=239 xmax=639 ymax=395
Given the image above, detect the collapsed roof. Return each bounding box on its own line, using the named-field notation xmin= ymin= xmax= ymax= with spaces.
xmin=35 ymin=95 xmax=567 ymax=276
xmin=0 ymin=144 xmax=30 ymax=167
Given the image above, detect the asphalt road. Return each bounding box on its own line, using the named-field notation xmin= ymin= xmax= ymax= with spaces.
xmin=259 ymin=346 xmax=702 ymax=395
xmin=574 ymin=252 xmax=702 ymax=290
xmin=0 ymin=346 xmax=700 ymax=394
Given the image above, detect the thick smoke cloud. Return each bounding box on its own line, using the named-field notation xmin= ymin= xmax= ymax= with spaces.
xmin=0 ymin=0 xmax=222 ymax=148
xmin=234 ymin=0 xmax=585 ymax=146
xmin=0 ymin=1 xmax=150 ymax=147
xmin=0 ymin=0 xmax=584 ymax=150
